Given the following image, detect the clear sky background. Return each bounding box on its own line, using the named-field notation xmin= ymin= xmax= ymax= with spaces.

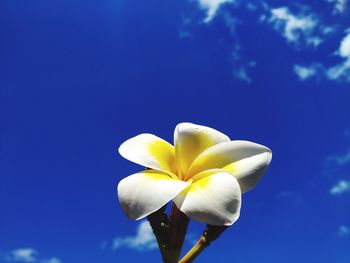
xmin=1 ymin=0 xmax=350 ymax=263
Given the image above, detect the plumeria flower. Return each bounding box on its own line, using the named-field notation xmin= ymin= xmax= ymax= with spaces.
xmin=118 ymin=123 xmax=272 ymax=226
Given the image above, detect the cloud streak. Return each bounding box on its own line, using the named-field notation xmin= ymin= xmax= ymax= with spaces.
xmin=104 ymin=221 xmax=200 ymax=253
xmin=196 ymin=0 xmax=234 ymax=22
xmin=188 ymin=1 xmax=350 ymax=83
xmin=112 ymin=221 xmax=157 ymax=251
xmin=233 ymin=61 xmax=256 ymax=83
xmin=42 ymin=258 xmax=62 ymax=263
xmin=330 ymin=180 xmax=350 ymax=195
xmin=293 ymin=64 xmax=320 ymax=80
xmin=11 ymin=249 xmax=37 ymax=262
xmin=268 ymin=7 xmax=326 ymax=47
xmin=326 ymin=150 xmax=350 ymax=166
xmin=0 ymin=248 xmax=61 ymax=263
xmin=327 ymin=0 xmax=348 ymax=15
xmin=293 ymin=30 xmax=350 ymax=82
xmin=327 ymin=29 xmax=350 ymax=81
xmin=337 ymin=225 xmax=350 ymax=237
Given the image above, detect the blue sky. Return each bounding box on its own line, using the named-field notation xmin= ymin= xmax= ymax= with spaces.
xmin=1 ymin=0 xmax=350 ymax=262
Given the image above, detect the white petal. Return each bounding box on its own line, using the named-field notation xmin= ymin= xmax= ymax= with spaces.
xmin=174 ymin=170 xmax=241 ymax=226
xmin=119 ymin=134 xmax=176 ymax=176
xmin=174 ymin=123 xmax=230 ymax=179
xmin=188 ymin=141 xmax=272 ymax=193
xmin=118 ymin=170 xmax=190 ymax=220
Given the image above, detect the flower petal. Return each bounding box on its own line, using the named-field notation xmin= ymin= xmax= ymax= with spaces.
xmin=117 ymin=170 xmax=190 ymax=220
xmin=174 ymin=123 xmax=230 ymax=179
xmin=119 ymin=134 xmax=176 ymax=176
xmin=174 ymin=169 xmax=241 ymax=226
xmin=188 ymin=141 xmax=272 ymax=193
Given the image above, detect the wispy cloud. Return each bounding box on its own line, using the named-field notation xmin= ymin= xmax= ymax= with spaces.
xmin=330 ymin=180 xmax=350 ymax=195
xmin=222 ymin=11 xmax=241 ymax=33
xmin=229 ymin=43 xmax=256 ymax=84
xmin=334 ymin=0 xmax=348 ymax=14
xmin=187 ymin=1 xmax=348 ymax=83
xmin=104 ymin=221 xmax=199 ymax=252
xmin=324 ymin=142 xmax=350 ymax=178
xmin=179 ymin=16 xmax=193 ymax=39
xmin=294 ymin=29 xmax=350 ymax=82
xmin=0 ymin=248 xmax=61 ymax=263
xmin=327 ymin=59 xmax=350 ymax=81
xmin=112 ymin=221 xmax=157 ymax=251
xmin=270 ymin=7 xmax=318 ymax=45
xmin=196 ymin=0 xmax=234 ymax=22
xmin=275 ymin=191 xmax=303 ymax=205
xmin=268 ymin=6 xmax=333 ymax=48
xmin=327 ymin=0 xmax=348 ymax=15
xmin=293 ymin=64 xmax=321 ymax=80
xmin=42 ymin=258 xmax=62 ymax=263
xmin=337 ymin=225 xmax=350 ymax=237
xmin=326 ymin=149 xmax=350 ymax=166
xmin=11 ymin=249 xmax=37 ymax=262
xmin=233 ymin=61 xmax=256 ymax=83
xmin=326 ymin=29 xmax=350 ymax=81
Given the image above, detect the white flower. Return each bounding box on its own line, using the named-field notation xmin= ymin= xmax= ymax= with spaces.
xmin=118 ymin=123 xmax=272 ymax=226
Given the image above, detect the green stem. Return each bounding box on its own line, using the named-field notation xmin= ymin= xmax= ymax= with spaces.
xmin=179 ymin=225 xmax=228 ymax=263
xmin=178 ymin=236 xmax=207 ymax=263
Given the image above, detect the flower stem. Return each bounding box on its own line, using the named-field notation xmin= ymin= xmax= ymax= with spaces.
xmin=147 ymin=206 xmax=170 ymax=262
xmin=178 ymin=236 xmax=206 ymax=263
xmin=148 ymin=204 xmax=189 ymax=263
xmin=169 ymin=204 xmax=189 ymax=261
xmin=179 ymin=225 xmax=228 ymax=263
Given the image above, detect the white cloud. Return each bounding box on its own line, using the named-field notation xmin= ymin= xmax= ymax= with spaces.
xmin=326 ymin=150 xmax=350 ymax=166
xmin=327 ymin=0 xmax=348 ymax=14
xmin=105 ymin=222 xmax=198 ymax=252
xmin=0 ymin=248 xmax=61 ymax=263
xmin=234 ymin=67 xmax=252 ymax=83
xmin=246 ymin=2 xmax=257 ymax=12
xmin=324 ymin=146 xmax=350 ymax=178
xmin=229 ymin=43 xmax=256 ymax=83
xmin=269 ymin=7 xmax=320 ymax=47
xmin=42 ymin=258 xmax=61 ymax=263
xmin=196 ymin=0 xmax=234 ymax=22
xmin=179 ymin=30 xmax=193 ymax=39
xmin=292 ymin=30 xmax=350 ymax=82
xmin=233 ymin=61 xmax=256 ymax=83
xmin=326 ymin=30 xmax=350 ymax=81
xmin=11 ymin=249 xmax=37 ymax=262
xmin=330 ymin=180 xmax=350 ymax=195
xmin=339 ymin=31 xmax=350 ymax=57
xmin=275 ymin=191 xmax=303 ymax=205
xmin=268 ymin=6 xmax=335 ymax=48
xmin=112 ymin=221 xmax=157 ymax=251
xmin=326 ymin=57 xmax=350 ymax=81
xmin=335 ymin=0 xmax=348 ymax=14
xmin=337 ymin=225 xmax=350 ymax=237
xmin=293 ymin=64 xmax=320 ymax=80
xmin=223 ymin=12 xmax=241 ymax=33
xmin=178 ymin=16 xmax=193 ymax=39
